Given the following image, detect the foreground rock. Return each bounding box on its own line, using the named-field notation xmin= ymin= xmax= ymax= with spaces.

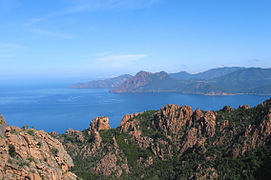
xmin=0 ymin=116 xmax=76 ymax=180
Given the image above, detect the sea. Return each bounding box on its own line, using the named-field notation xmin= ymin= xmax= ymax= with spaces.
xmin=0 ymin=84 xmax=270 ymax=133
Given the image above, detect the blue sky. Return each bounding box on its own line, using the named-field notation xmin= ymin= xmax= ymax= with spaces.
xmin=1 ymin=0 xmax=271 ymax=83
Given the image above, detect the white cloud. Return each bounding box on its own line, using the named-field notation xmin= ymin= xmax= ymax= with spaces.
xmin=0 ymin=43 xmax=26 ymax=49
xmin=30 ymin=28 xmax=74 ymax=39
xmin=25 ymin=0 xmax=162 ymax=26
xmin=24 ymin=0 xmax=162 ymax=39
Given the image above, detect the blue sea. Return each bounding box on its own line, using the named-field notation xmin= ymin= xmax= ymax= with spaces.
xmin=0 ymin=85 xmax=270 ymax=133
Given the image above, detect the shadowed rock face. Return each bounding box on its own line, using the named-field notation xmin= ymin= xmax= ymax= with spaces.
xmin=0 ymin=121 xmax=76 ymax=180
xmin=0 ymin=114 xmax=8 ymax=139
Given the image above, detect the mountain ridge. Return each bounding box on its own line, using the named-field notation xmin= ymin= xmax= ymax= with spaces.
xmin=170 ymin=67 xmax=245 ymax=80
xmin=110 ymin=67 xmax=271 ymax=95
xmin=70 ymin=67 xmax=271 ymax=95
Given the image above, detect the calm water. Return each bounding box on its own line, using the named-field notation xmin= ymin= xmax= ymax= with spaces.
xmin=0 ymin=86 xmax=270 ymax=133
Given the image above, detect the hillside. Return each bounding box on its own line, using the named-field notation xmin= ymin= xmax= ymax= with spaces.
xmin=110 ymin=71 xmax=181 ymax=93
xmin=69 ymin=74 xmax=132 ymax=89
xmin=110 ymin=70 xmax=223 ymax=94
xmin=110 ymin=68 xmax=271 ymax=95
xmin=0 ymin=115 xmax=76 ymax=180
xmin=53 ymin=98 xmax=271 ymax=179
xmin=209 ymin=68 xmax=271 ymax=94
xmin=170 ymin=67 xmax=244 ymax=80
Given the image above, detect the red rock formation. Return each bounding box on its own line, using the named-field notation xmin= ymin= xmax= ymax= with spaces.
xmin=0 ymin=125 xmax=76 ymax=180
xmin=110 ymin=71 xmax=168 ymax=93
xmin=89 ymin=116 xmax=111 ymax=131
xmin=155 ymin=104 xmax=193 ymax=136
xmin=110 ymin=71 xmax=152 ymax=93
xmin=119 ymin=113 xmax=142 ymax=127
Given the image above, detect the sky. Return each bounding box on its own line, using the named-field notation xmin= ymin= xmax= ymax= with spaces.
xmin=1 ymin=0 xmax=271 ymax=83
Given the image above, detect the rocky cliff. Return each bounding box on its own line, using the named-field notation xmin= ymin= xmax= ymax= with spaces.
xmin=0 ymin=115 xmax=76 ymax=180
xmin=54 ymin=98 xmax=271 ymax=179
xmin=110 ymin=71 xmax=170 ymax=93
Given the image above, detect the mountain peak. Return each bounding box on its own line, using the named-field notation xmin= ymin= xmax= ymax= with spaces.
xmin=136 ymin=70 xmax=152 ymax=76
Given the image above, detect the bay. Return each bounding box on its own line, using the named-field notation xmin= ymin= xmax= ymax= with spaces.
xmin=0 ymin=86 xmax=270 ymax=133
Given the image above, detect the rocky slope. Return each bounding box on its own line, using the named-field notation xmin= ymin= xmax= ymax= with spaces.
xmin=0 ymin=115 xmax=76 ymax=180
xmin=70 ymin=74 xmax=132 ymax=89
xmin=54 ymin=98 xmax=271 ymax=179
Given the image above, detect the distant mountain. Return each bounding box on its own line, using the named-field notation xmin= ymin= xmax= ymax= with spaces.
xmin=170 ymin=67 xmax=244 ymax=80
xmin=70 ymin=67 xmax=271 ymax=95
xmin=209 ymin=67 xmax=271 ymax=94
xmin=109 ymin=71 xmax=191 ymax=93
xmin=69 ymin=74 xmax=132 ymax=88
xmin=110 ymin=67 xmax=271 ymax=95
xmin=169 ymin=71 xmax=192 ymax=80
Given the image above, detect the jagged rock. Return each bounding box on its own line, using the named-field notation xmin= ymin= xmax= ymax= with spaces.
xmin=201 ymin=111 xmax=216 ymax=137
xmin=94 ymin=153 xmax=122 ymax=178
xmin=221 ymin=105 xmax=234 ymax=112
xmin=155 ymin=104 xmax=193 ymax=136
xmin=55 ymin=98 xmax=271 ymax=179
xmin=65 ymin=129 xmax=84 ymax=143
xmin=193 ymin=108 xmax=204 ymax=121
xmin=238 ymin=104 xmax=250 ymax=109
xmin=89 ymin=116 xmax=111 ymax=131
xmin=0 ymin=121 xmax=76 ymax=180
xmin=119 ymin=113 xmax=142 ymax=127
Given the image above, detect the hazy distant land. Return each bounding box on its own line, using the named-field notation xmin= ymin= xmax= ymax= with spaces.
xmin=70 ymin=67 xmax=271 ymax=95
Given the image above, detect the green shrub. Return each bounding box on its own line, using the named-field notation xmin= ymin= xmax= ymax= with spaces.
xmin=18 ymin=160 xmax=30 ymax=167
xmin=7 ymin=158 xmax=12 ymax=164
xmin=22 ymin=125 xmax=29 ymax=130
xmin=8 ymin=144 xmax=16 ymax=157
xmin=51 ymin=148 xmax=59 ymax=156
xmin=27 ymin=129 xmax=35 ymax=136
xmin=10 ymin=129 xmax=16 ymax=134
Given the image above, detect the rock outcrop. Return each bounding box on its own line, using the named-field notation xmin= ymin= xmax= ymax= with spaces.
xmin=89 ymin=116 xmax=111 ymax=131
xmin=55 ymin=116 xmax=129 ymax=179
xmin=0 ymin=120 xmax=76 ymax=180
xmin=0 ymin=114 xmax=8 ymax=139
xmin=56 ymin=98 xmax=271 ymax=179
